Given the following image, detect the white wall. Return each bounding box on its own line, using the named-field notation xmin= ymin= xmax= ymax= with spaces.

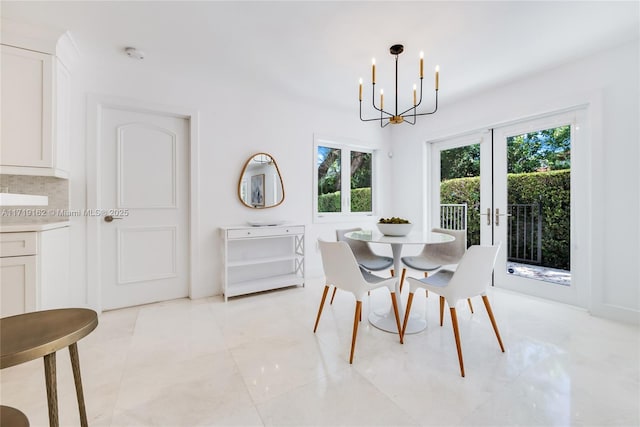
xmin=61 ymin=29 xmax=639 ymax=324
xmin=66 ymin=52 xmax=392 ymax=306
xmin=390 ymin=40 xmax=640 ymax=323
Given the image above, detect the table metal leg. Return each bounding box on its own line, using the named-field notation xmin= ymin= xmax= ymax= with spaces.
xmin=43 ymin=352 xmax=59 ymax=427
xmin=69 ymin=343 xmax=88 ymax=427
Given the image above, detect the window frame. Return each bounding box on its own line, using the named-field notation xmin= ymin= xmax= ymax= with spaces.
xmin=313 ymin=135 xmax=377 ymax=223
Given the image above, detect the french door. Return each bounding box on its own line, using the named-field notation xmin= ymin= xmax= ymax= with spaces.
xmin=430 ymin=109 xmax=587 ymax=306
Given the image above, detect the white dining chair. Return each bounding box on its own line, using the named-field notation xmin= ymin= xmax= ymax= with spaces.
xmin=314 ymin=240 xmax=403 ymax=363
xmin=330 ymin=228 xmax=394 ymax=304
xmin=401 ymin=243 xmax=504 ymax=377
xmin=400 ymin=227 xmax=474 ymax=313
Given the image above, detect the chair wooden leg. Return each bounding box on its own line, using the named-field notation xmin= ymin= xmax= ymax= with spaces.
xmin=439 ymin=296 xmax=445 ymax=326
xmin=399 ymin=268 xmax=407 ymax=292
xmin=314 ymin=285 xmax=329 ymax=333
xmin=330 ymin=286 xmax=337 ymax=304
xmin=423 ymin=272 xmax=429 ymax=297
xmin=467 ymin=298 xmax=474 ymax=313
xmin=449 ymin=307 xmax=465 ymax=377
xmin=390 ymin=269 xmax=394 ymax=277
xmin=390 ymin=292 xmax=403 ymax=344
xmin=482 ymin=295 xmax=505 ymax=352
xmin=350 ymin=301 xmax=362 ymax=364
xmin=401 ymin=292 xmax=415 ymax=340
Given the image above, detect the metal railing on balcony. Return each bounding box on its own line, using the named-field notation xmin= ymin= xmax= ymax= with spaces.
xmin=440 ymin=202 xmax=543 ymax=265
xmin=440 ymin=204 xmax=467 ymax=230
xmin=507 ymin=203 xmax=542 ymax=265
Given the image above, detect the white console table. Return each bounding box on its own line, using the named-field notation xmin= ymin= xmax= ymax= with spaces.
xmin=221 ymin=224 xmax=305 ymax=301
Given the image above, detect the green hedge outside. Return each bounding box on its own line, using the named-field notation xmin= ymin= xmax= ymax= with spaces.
xmin=440 ymin=170 xmax=570 ymax=270
xmin=440 ymin=176 xmax=482 ymax=246
xmin=318 ymin=190 xmax=341 ymax=212
xmin=351 ymin=187 xmax=372 ymax=212
xmin=318 ymin=187 xmax=372 ymax=213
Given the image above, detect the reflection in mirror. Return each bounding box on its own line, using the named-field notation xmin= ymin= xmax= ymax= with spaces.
xmin=238 ymin=153 xmax=285 ymax=208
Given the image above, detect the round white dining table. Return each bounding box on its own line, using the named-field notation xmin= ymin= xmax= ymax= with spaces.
xmin=345 ymin=229 xmax=455 ymax=334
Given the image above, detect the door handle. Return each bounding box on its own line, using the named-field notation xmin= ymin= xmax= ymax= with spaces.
xmin=479 ymin=208 xmax=491 ymax=226
xmin=104 ymin=215 xmax=123 ymax=223
xmin=495 ymin=208 xmax=512 ymax=227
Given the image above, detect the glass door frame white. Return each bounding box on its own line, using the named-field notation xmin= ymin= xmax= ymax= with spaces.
xmin=428 ymin=107 xmax=589 ymax=308
xmin=428 ymin=130 xmax=493 ymax=247
xmin=492 ymin=109 xmax=588 ymax=307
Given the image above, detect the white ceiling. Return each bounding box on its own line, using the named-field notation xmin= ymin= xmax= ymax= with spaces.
xmin=2 ymin=1 xmax=639 ymax=111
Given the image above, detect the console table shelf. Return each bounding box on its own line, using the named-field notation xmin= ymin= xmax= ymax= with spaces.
xmin=221 ymin=224 xmax=305 ymax=301
xmin=227 ymin=254 xmax=300 ymax=268
xmin=224 ymin=274 xmax=304 ymax=298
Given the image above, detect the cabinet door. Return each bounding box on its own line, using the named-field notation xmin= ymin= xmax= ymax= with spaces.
xmin=1 ymin=255 xmax=36 ymax=316
xmin=1 ymin=45 xmax=54 ymax=168
xmin=39 ymin=227 xmax=70 ymax=309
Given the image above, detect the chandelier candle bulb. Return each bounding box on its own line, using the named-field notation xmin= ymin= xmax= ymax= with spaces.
xmin=372 ymin=58 xmax=376 ymax=83
xmin=435 ymin=65 xmax=440 ymax=90
xmin=420 ymin=51 xmax=424 ymax=78
xmin=359 ymin=78 xmax=363 ymax=101
xmin=380 ymin=89 xmax=384 ymax=109
xmin=413 ymin=84 xmax=417 ymax=106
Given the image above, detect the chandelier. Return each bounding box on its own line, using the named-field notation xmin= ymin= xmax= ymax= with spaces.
xmin=359 ymin=44 xmax=439 ymax=127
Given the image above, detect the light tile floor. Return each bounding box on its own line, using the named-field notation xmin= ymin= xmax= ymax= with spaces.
xmin=1 ymin=279 xmax=638 ymax=426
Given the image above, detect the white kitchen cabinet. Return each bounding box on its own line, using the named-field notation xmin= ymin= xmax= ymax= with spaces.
xmin=0 ymin=255 xmax=37 ymax=317
xmin=0 ymin=225 xmax=70 ymax=316
xmin=38 ymin=226 xmax=70 ymax=310
xmin=0 ymin=232 xmax=38 ymax=316
xmin=0 ymin=43 xmax=71 ymax=178
xmin=221 ymin=225 xmax=305 ymax=301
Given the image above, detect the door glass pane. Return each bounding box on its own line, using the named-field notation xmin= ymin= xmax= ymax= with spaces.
xmin=317 ymin=146 xmax=341 ymax=212
xmin=350 ymin=151 xmax=372 ymax=212
xmin=439 ymin=143 xmax=480 ymax=246
xmin=506 ymin=125 xmax=571 ymax=285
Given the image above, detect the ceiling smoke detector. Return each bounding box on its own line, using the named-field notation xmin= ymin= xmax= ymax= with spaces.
xmin=124 ymin=47 xmax=144 ymax=60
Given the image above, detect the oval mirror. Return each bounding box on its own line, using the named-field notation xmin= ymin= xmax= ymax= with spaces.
xmin=238 ymin=153 xmax=285 ymax=208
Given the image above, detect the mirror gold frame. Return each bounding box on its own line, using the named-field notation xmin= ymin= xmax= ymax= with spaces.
xmin=238 ymin=152 xmax=285 ymax=209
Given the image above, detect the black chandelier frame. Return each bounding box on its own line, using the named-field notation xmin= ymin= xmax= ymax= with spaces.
xmin=359 ymin=44 xmax=439 ymax=127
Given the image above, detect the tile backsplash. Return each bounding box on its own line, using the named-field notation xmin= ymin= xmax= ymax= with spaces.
xmin=0 ymin=174 xmax=69 ymax=224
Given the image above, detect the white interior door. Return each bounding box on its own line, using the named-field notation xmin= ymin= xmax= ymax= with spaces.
xmin=100 ymin=107 xmax=189 ymax=310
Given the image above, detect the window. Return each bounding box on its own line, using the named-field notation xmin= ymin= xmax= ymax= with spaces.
xmin=314 ymin=136 xmax=375 ymax=221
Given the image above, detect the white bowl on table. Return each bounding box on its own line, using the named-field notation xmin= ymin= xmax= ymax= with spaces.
xmin=376 ymin=223 xmax=413 ymax=236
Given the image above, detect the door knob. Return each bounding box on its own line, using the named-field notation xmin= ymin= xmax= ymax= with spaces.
xmin=104 ymin=215 xmax=123 ymax=223
xmin=495 ymin=208 xmax=512 ymax=226
xmin=479 ymin=208 xmax=491 ymax=226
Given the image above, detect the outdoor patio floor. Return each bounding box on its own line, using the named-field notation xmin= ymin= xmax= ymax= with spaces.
xmin=506 ymin=262 xmax=571 ymax=286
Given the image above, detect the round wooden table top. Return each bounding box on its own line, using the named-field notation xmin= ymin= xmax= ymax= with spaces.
xmin=0 ymin=405 xmax=30 ymax=427
xmin=0 ymin=405 xmax=29 ymax=427
xmin=0 ymin=308 xmax=98 ymax=369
